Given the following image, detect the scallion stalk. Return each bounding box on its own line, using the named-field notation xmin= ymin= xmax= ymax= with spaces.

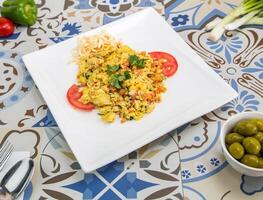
xmin=207 ymin=0 xmax=263 ymax=41
xmin=225 ymin=10 xmax=258 ymax=30
xmin=247 ymin=11 xmax=263 ymax=24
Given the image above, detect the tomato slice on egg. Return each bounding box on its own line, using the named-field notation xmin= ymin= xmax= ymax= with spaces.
xmin=67 ymin=84 xmax=95 ymax=111
xmin=149 ymin=51 xmax=178 ymax=77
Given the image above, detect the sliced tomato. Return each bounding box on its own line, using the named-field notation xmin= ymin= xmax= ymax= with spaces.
xmin=149 ymin=51 xmax=178 ymax=77
xmin=67 ymin=84 xmax=95 ymax=111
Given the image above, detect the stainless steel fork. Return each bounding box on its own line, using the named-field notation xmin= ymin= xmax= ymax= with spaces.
xmin=0 ymin=141 xmax=14 ymax=171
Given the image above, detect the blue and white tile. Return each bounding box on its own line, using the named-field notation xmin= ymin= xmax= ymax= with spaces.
xmin=49 ymin=0 xmax=165 ymax=44
xmin=37 ymin=128 xmax=183 ymax=200
xmin=165 ymin=0 xmax=241 ymax=31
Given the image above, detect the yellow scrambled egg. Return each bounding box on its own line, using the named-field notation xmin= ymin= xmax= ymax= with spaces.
xmin=74 ymin=32 xmax=166 ymax=123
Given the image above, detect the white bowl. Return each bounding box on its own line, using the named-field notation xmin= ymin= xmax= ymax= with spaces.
xmin=220 ymin=111 xmax=263 ymax=177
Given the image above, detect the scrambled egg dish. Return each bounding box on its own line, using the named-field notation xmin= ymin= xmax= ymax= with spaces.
xmin=73 ymin=32 xmax=166 ymax=123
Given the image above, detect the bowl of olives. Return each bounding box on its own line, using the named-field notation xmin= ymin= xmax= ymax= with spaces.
xmin=220 ymin=111 xmax=263 ymax=176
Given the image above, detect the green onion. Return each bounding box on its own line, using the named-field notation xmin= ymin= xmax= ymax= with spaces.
xmin=207 ymin=0 xmax=263 ymax=41
xmin=225 ymin=10 xmax=258 ymax=30
xmin=205 ymin=18 xmax=222 ymax=31
xmin=247 ymin=11 xmax=263 ymax=24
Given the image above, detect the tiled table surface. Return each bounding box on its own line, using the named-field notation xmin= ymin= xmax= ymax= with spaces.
xmin=0 ymin=0 xmax=263 ymax=199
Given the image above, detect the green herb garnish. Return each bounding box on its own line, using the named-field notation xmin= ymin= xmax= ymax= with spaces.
xmin=124 ymin=71 xmax=131 ymax=79
xmin=128 ymin=55 xmax=139 ymax=66
xmin=107 ymin=65 xmax=120 ymax=74
xmin=118 ymin=75 xmax=126 ymax=82
xmin=137 ymin=59 xmax=146 ymax=68
xmin=206 ymin=0 xmax=263 ymax=41
xmin=128 ymin=55 xmax=146 ymax=68
xmin=109 ymin=71 xmax=131 ymax=89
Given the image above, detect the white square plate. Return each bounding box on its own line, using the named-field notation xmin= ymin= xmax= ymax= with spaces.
xmin=23 ymin=8 xmax=238 ymax=172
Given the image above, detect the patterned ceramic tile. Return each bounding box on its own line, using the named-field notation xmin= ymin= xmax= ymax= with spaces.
xmin=183 ymin=166 xmax=263 ymax=200
xmin=0 ymin=127 xmax=182 ymax=199
xmin=0 ymin=49 xmax=51 ymax=128
xmin=165 ymin=0 xmax=242 ymax=31
xmin=48 ymin=0 xmax=165 ymax=44
xmin=0 ymin=128 xmax=44 ymax=199
xmin=172 ymin=2 xmax=263 ymax=199
xmin=1 ymin=0 xmax=263 ymax=199
xmin=0 ymin=0 xmax=66 ymax=51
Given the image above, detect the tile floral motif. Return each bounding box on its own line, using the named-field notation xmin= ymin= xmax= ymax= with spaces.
xmin=0 ymin=51 xmax=34 ymax=110
xmin=172 ymin=2 xmax=262 ymax=199
xmin=171 ymin=14 xmax=189 ymax=27
xmin=221 ymin=79 xmax=260 ymax=114
xmin=240 ymin=175 xmax=263 ymax=195
xmin=33 ymin=109 xmax=57 ymax=127
xmin=210 ymin=157 xmax=220 ymax=167
xmin=32 ymin=128 xmax=183 ymax=200
xmin=166 ymin=0 xmax=240 ymax=30
xmin=55 ymin=0 xmax=165 ymax=43
xmin=1 ymin=0 xmax=263 ymax=199
xmin=237 ymin=73 xmax=263 ymax=99
xmin=242 ymin=58 xmax=263 ymax=80
xmin=87 ymin=0 xmax=140 ymax=16
xmin=65 ymin=161 xmax=157 ymax=199
xmin=181 ymin=170 xmax=191 ymax=179
xmin=206 ymin=35 xmax=243 ymax=64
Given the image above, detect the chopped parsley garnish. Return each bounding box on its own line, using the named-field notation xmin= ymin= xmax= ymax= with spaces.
xmin=109 ymin=71 xmax=131 ymax=89
xmin=107 ymin=65 xmax=120 ymax=74
xmin=128 ymin=55 xmax=146 ymax=68
xmin=137 ymin=59 xmax=146 ymax=68
xmin=128 ymin=55 xmax=139 ymax=66
xmin=118 ymin=74 xmax=126 ymax=82
xmin=124 ymin=71 xmax=131 ymax=79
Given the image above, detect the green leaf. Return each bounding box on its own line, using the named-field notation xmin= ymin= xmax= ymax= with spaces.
xmin=107 ymin=65 xmax=120 ymax=74
xmin=118 ymin=75 xmax=126 ymax=81
xmin=110 ymin=74 xmax=122 ymax=89
xmin=137 ymin=59 xmax=146 ymax=68
xmin=124 ymin=71 xmax=131 ymax=79
xmin=109 ymin=71 xmax=131 ymax=89
xmin=128 ymin=54 xmax=146 ymax=68
xmin=128 ymin=55 xmax=139 ymax=65
xmin=113 ymin=79 xmax=121 ymax=89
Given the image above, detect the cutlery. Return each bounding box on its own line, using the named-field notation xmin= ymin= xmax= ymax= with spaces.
xmin=0 ymin=158 xmax=34 ymax=200
xmin=0 ymin=141 xmax=14 ymax=172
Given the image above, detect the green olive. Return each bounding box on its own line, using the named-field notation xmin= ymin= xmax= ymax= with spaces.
xmin=259 ymin=158 xmax=263 ymax=168
xmin=249 ymin=119 xmax=263 ymax=131
xmin=242 ymin=137 xmax=261 ymax=155
xmin=228 ymin=142 xmax=245 ymax=159
xmin=233 ymin=120 xmax=257 ymax=136
xmin=241 ymin=154 xmax=259 ymax=168
xmin=253 ymin=132 xmax=263 ymax=143
xmin=225 ymin=133 xmax=244 ymax=145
